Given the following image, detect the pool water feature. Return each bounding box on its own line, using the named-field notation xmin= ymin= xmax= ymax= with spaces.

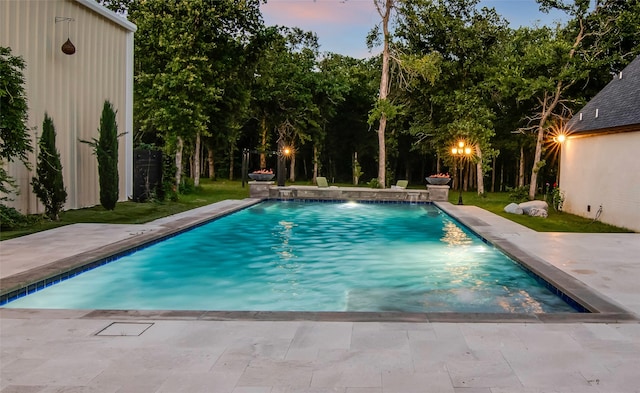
xmin=3 ymin=201 xmax=579 ymax=313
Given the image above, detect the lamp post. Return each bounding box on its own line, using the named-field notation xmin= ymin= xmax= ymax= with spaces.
xmin=276 ymin=145 xmax=291 ymax=187
xmin=451 ymin=140 xmax=472 ymax=205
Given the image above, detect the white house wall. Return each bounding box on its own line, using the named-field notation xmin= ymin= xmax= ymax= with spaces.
xmin=560 ymin=131 xmax=640 ymax=232
xmin=1 ymin=0 xmax=134 ymax=213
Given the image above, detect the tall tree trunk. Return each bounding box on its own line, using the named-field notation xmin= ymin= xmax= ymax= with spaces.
xmin=289 ymin=142 xmax=296 ymax=183
xmin=529 ymin=123 xmax=545 ymax=198
xmin=529 ymin=87 xmax=563 ymax=199
xmin=189 ymin=155 xmax=193 ymax=180
xmin=475 ymin=145 xmax=484 ymax=195
xmin=377 ymin=115 xmax=387 ymax=187
xmin=175 ymin=136 xmax=184 ymax=190
xmin=201 ymin=146 xmax=207 ymax=178
xmin=528 ymin=19 xmax=584 ymax=200
xmin=229 ymin=144 xmax=235 ymax=180
xmin=471 ymin=163 xmax=476 ymax=190
xmin=374 ymin=0 xmax=393 ymax=188
xmin=404 ymin=157 xmax=410 ymax=182
xmin=518 ymin=145 xmax=525 ymax=187
xmin=491 ymin=156 xmax=496 ymax=193
xmin=260 ymin=116 xmax=267 ymax=169
xmin=353 ymin=151 xmax=361 ymax=185
xmin=288 ymin=155 xmax=295 ymax=182
xmin=463 ymin=161 xmax=469 ymax=191
xmin=529 ymin=87 xmax=562 ymax=198
xmin=202 ymin=149 xmax=208 ymax=178
xmin=208 ymin=148 xmax=215 ymax=180
xmin=313 ymin=144 xmax=319 ymax=182
xmin=303 ymin=158 xmax=308 ymax=180
xmin=452 ymin=159 xmax=458 ymax=190
xmin=194 ymin=132 xmax=201 ymax=187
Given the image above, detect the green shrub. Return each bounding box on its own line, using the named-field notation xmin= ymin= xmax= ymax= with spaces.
xmin=367 ymin=178 xmax=381 ymax=188
xmin=81 ymin=101 xmax=121 ymax=210
xmin=0 ymin=47 xmax=33 ymax=198
xmin=507 ymin=185 xmax=529 ymax=202
xmin=162 ymin=153 xmax=177 ymax=201
xmin=32 ymin=113 xmax=67 ymax=220
xmin=0 ymin=204 xmax=38 ymax=230
xmin=179 ymin=177 xmax=196 ymax=194
xmin=550 ymin=187 xmax=565 ymax=211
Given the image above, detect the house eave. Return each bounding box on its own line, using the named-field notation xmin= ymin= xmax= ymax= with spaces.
xmin=73 ymin=0 xmax=137 ymax=32
xmin=567 ymin=124 xmax=640 ymax=139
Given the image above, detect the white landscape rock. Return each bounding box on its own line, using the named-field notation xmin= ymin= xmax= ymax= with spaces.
xmin=527 ymin=207 xmax=548 ymax=218
xmin=518 ymin=200 xmax=549 ymax=218
xmin=504 ymin=202 xmax=523 ymax=215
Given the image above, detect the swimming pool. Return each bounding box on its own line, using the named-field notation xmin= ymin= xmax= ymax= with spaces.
xmin=3 ymin=201 xmax=579 ymax=313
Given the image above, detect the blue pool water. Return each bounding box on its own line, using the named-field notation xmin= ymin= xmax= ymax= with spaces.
xmin=4 ymin=201 xmax=578 ymax=313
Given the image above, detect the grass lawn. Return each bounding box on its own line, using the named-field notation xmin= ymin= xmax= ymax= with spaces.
xmin=448 ymin=190 xmax=633 ymax=233
xmin=1 ymin=179 xmax=249 ymax=241
xmin=1 ymin=179 xmax=632 ymax=240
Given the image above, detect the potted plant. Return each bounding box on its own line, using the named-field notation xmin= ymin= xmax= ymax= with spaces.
xmin=248 ymin=169 xmax=275 ymax=181
xmin=425 ymin=173 xmax=451 ymax=185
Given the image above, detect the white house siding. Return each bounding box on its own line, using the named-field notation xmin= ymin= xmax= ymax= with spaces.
xmin=560 ymin=131 xmax=640 ymax=232
xmin=1 ymin=0 xmax=135 ymax=213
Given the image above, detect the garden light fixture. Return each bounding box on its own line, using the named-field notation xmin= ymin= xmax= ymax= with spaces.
xmin=277 ymin=145 xmax=292 ymax=186
xmin=451 ymin=140 xmax=473 ymax=205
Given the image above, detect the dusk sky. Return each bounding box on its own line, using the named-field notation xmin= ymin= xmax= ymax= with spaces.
xmin=260 ymin=0 xmax=571 ymax=58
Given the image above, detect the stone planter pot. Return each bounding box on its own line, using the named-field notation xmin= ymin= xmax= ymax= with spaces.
xmin=249 ymin=173 xmax=275 ymax=181
xmin=425 ymin=177 xmax=450 ymax=185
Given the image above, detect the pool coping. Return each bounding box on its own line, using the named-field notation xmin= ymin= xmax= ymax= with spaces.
xmin=1 ymin=198 xmax=637 ymax=324
xmin=432 ymin=202 xmax=636 ymax=322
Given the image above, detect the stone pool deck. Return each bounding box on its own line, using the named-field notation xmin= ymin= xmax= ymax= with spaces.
xmin=1 ymin=199 xmax=640 ymax=392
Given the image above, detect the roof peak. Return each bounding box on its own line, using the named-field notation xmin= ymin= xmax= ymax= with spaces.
xmin=567 ymin=55 xmax=640 ymax=134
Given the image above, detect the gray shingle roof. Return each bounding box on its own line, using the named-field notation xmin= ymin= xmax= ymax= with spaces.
xmin=567 ymin=55 xmax=640 ymax=134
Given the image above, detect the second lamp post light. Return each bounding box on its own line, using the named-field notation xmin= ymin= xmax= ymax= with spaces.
xmin=451 ymin=141 xmax=472 ymax=205
xmin=277 ymin=146 xmax=291 ymax=187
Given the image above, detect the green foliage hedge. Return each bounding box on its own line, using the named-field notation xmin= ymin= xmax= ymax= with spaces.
xmin=32 ymin=114 xmax=67 ymax=220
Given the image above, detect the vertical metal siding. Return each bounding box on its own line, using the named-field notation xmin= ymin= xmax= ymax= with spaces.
xmin=1 ymin=0 xmax=133 ymax=213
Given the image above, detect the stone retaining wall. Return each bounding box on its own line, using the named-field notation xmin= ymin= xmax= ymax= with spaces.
xmin=249 ymin=183 xmax=450 ymax=202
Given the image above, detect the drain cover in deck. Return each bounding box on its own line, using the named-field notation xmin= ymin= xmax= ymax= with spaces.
xmin=96 ymin=322 xmax=153 ymax=336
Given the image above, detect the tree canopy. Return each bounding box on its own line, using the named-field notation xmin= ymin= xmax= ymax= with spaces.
xmin=0 ymin=47 xmax=32 ymax=199
xmin=112 ymin=0 xmax=639 ymax=196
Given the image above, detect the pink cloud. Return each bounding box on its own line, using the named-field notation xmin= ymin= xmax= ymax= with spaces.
xmin=261 ymin=0 xmax=380 ymax=57
xmin=261 ymin=0 xmax=571 ymax=58
xmin=262 ymin=0 xmax=378 ymax=27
